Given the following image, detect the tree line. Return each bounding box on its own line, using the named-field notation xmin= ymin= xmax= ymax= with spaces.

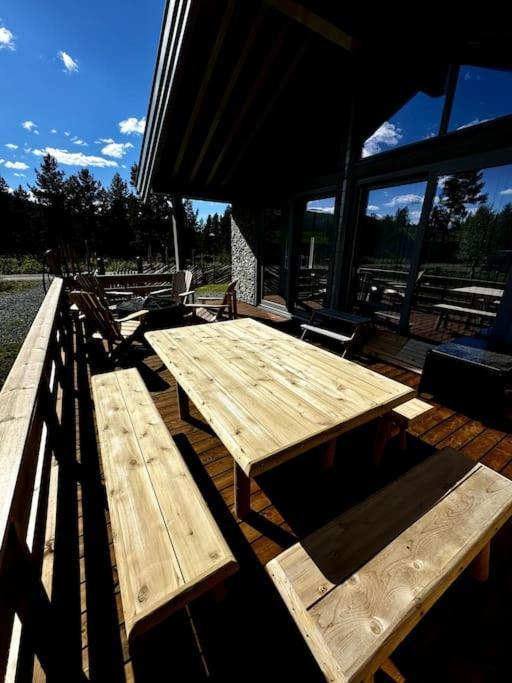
xmin=364 ymin=171 xmax=512 ymax=278
xmin=0 ymin=154 xmax=232 ymax=263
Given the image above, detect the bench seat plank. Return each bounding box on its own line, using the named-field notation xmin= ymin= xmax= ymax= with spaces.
xmin=300 ymin=324 xmax=352 ymax=343
xmin=267 ymin=452 xmax=512 ymax=682
xmin=92 ymin=369 xmax=237 ymax=642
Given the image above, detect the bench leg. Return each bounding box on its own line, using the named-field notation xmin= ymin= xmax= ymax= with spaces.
xmin=321 ymin=438 xmax=337 ymax=469
xmin=372 ymin=414 xmax=395 ymax=467
xmin=234 ymin=463 xmax=251 ymax=520
xmin=381 ymin=657 xmax=405 ymax=682
xmin=176 ymin=383 xmax=190 ymax=420
xmin=471 ymin=542 xmax=491 ymax=582
xmin=398 ymin=424 xmax=408 ymax=451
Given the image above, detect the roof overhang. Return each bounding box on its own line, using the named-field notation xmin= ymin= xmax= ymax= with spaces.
xmin=137 ymin=1 xmax=512 ymax=202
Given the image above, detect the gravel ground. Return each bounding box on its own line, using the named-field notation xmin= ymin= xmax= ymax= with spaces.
xmin=0 ymin=279 xmax=46 ymax=387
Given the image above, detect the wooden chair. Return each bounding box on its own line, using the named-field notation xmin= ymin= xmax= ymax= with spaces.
xmin=92 ymin=368 xmax=238 ymax=643
xmin=185 ymin=279 xmax=238 ymax=323
xmin=146 ymin=269 xmax=194 ymax=304
xmin=69 ymin=290 xmax=148 ymax=357
xmin=75 ymin=272 xmax=133 ymax=305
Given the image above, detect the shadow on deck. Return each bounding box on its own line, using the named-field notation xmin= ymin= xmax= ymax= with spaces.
xmin=58 ymin=306 xmax=512 ymax=682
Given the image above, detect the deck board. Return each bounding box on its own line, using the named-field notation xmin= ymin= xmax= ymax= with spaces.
xmin=62 ymin=307 xmax=512 ymax=681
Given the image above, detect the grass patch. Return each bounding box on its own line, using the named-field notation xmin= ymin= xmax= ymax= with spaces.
xmin=0 ymin=341 xmax=23 ymax=386
xmin=0 ymin=280 xmax=39 ymax=294
xmin=195 ymin=283 xmax=228 ymax=295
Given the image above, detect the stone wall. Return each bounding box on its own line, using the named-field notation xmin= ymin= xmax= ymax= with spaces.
xmin=231 ymin=205 xmax=259 ymax=305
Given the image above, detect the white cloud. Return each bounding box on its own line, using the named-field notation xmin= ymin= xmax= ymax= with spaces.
xmin=73 ymin=139 xmax=88 ymax=146
xmin=58 ymin=50 xmax=79 ymax=73
xmin=101 ymin=141 xmax=133 ymax=158
xmin=307 ymin=206 xmax=335 ymax=214
xmin=32 ymin=146 xmax=118 ymax=168
xmin=119 ymin=117 xmax=146 ymax=135
xmin=384 ymin=194 xmax=424 ymax=208
xmin=23 ymin=147 xmax=31 ymax=153
xmin=5 ymin=161 xmax=29 ymax=170
xmin=457 ymin=118 xmax=489 ymax=130
xmin=96 ymin=137 xmax=114 ymax=144
xmin=13 ymin=172 xmax=25 ymax=177
xmin=0 ymin=26 xmax=15 ymax=50
xmin=409 ymin=210 xmax=423 ymax=222
xmin=367 ymin=204 xmax=379 ymax=212
xmin=64 ymin=131 xmax=70 ymax=137
xmin=0 ymin=159 xmax=4 ymax=165
xmin=5 ymin=143 xmax=18 ymax=150
xmin=363 ymin=121 xmax=402 ymax=157
xmin=22 ymin=120 xmax=38 ymax=133
xmin=500 ymin=188 xmax=512 ymax=196
xmin=51 ymin=128 xmax=57 ymax=134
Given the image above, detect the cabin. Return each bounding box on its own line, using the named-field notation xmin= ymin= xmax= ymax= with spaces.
xmin=3 ymin=3 xmax=512 ymax=682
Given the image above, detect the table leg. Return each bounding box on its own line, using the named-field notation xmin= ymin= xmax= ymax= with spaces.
xmin=321 ymin=438 xmax=337 ymax=469
xmin=234 ymin=463 xmax=251 ymax=520
xmin=372 ymin=413 xmax=395 ymax=467
xmin=471 ymin=542 xmax=491 ymax=582
xmin=176 ymin=383 xmax=190 ymax=420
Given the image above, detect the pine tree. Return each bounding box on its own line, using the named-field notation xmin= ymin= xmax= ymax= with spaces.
xmin=30 ymin=154 xmax=67 ymax=247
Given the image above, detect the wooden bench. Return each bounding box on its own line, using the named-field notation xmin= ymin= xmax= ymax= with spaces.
xmin=267 ymin=449 xmax=512 ymax=682
xmin=91 ymin=368 xmax=237 ymax=643
xmin=391 ymin=397 xmax=434 ymax=450
xmin=300 ymin=308 xmax=373 ymax=358
xmin=434 ymin=303 xmax=496 ymax=329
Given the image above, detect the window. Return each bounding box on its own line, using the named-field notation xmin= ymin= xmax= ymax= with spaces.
xmin=353 ymin=181 xmax=428 ymax=326
xmin=362 ymin=91 xmax=445 ymax=158
xmin=261 ymin=207 xmax=288 ymax=307
xmin=409 ymin=164 xmax=512 ymax=342
xmin=294 ymin=197 xmax=336 ymax=311
xmin=449 ymin=66 xmax=512 ymax=132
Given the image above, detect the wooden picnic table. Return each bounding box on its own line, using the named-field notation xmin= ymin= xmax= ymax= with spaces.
xmin=145 ymin=319 xmax=415 ymax=518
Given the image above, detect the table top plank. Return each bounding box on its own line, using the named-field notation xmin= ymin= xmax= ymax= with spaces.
xmin=146 ymin=319 xmax=415 ymax=477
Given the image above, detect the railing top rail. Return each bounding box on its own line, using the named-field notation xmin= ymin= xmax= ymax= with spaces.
xmin=0 ymin=277 xmax=63 ymax=566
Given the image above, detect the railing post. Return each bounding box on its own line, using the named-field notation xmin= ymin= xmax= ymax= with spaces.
xmin=96 ymin=257 xmax=105 ymax=275
xmin=136 ymin=256 xmax=143 ymax=273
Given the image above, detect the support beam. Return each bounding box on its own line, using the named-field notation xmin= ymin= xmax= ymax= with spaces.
xmin=263 ymin=0 xmax=356 ymax=51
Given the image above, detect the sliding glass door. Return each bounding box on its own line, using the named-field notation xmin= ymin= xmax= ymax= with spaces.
xmin=353 ymin=181 xmax=427 ymax=327
xmin=294 ymin=197 xmax=336 ymax=312
xmin=409 ymin=164 xmax=512 ymax=342
xmin=261 ymin=207 xmax=288 ymax=307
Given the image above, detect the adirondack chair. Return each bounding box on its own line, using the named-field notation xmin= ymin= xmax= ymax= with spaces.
xmin=69 ymin=290 xmax=148 ymax=356
xmin=150 ymin=269 xmax=194 ymax=303
xmin=74 ymin=272 xmax=133 ymax=305
xmin=185 ymin=279 xmax=238 ymax=323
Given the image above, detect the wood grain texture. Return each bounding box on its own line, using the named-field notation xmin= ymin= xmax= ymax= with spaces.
xmin=146 ymin=319 xmax=415 ymax=478
xmin=0 ymin=278 xmax=63 ymax=566
xmin=267 ymin=455 xmax=512 ymax=682
xmin=91 ymin=368 xmax=237 ymax=642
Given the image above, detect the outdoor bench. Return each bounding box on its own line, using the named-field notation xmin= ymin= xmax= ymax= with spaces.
xmin=91 ymin=368 xmax=238 ymax=643
xmin=300 ymin=308 xmax=373 ymax=358
xmin=434 ymin=303 xmax=496 ymax=330
xmin=267 ymin=449 xmax=512 ymax=682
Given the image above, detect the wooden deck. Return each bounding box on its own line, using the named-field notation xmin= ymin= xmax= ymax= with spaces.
xmin=67 ymin=307 xmax=512 ymax=681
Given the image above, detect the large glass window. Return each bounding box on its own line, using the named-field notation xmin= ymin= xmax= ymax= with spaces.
xmin=353 ymin=181 xmax=428 ymax=326
xmin=449 ymin=66 xmax=512 ymax=132
xmin=294 ymin=197 xmax=336 ymax=312
xmin=261 ymin=207 xmax=288 ymax=307
xmin=362 ymin=91 xmax=445 ymax=158
xmin=409 ymin=164 xmax=512 ymax=342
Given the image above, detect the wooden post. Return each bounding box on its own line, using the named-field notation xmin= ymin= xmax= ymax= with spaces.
xmin=321 ymin=438 xmax=337 ymax=469
xmin=381 ymin=657 xmax=406 ymax=683
xmin=471 ymin=542 xmax=491 ymax=582
xmin=398 ymin=425 xmax=408 ymax=452
xmin=372 ymin=413 xmax=395 ymax=467
xmin=234 ymin=463 xmax=251 ymax=520
xmin=176 ymin=384 xmax=190 ymax=421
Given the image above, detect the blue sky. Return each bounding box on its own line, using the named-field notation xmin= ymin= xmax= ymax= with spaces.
xmin=0 ymin=1 xmax=225 ymax=220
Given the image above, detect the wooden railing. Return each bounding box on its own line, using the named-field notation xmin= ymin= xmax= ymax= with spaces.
xmin=0 ymin=278 xmax=84 ymax=681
